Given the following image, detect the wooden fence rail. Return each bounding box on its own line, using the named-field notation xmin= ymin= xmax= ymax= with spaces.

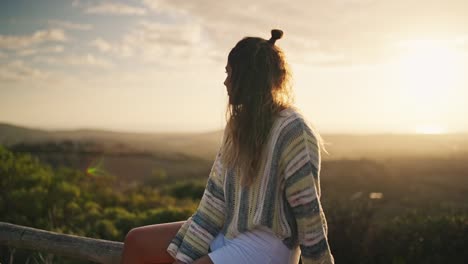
xmin=0 ymin=222 xmax=123 ymax=264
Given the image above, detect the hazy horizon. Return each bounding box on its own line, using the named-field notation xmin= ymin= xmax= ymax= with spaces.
xmin=1 ymin=0 xmax=467 ymax=135
xmin=3 ymin=120 xmax=468 ymax=136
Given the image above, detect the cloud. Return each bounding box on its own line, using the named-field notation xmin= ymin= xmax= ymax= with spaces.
xmin=142 ymin=0 xmax=185 ymax=15
xmin=89 ymin=20 xmax=208 ymax=64
xmin=48 ymin=20 xmax=93 ymax=31
xmin=130 ymin=20 xmax=202 ymax=48
xmin=86 ymin=2 xmax=147 ymax=16
xmin=331 ymin=0 xmax=376 ymax=6
xmin=90 ymin=38 xmax=133 ymax=57
xmin=90 ymin=38 xmax=113 ymax=52
xmin=17 ymin=45 xmax=64 ymax=57
xmin=141 ymin=0 xmax=468 ymax=66
xmin=36 ymin=54 xmax=114 ymax=68
xmin=65 ymin=54 xmax=114 ymax=68
xmin=0 ymin=29 xmax=67 ymax=50
xmin=140 ymin=0 xmax=355 ymax=65
xmin=0 ymin=60 xmax=50 ymax=82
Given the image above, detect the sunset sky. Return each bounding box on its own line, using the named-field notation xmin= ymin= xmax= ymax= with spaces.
xmin=1 ymin=0 xmax=467 ymax=134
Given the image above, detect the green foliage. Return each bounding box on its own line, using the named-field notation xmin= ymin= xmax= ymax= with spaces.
xmin=326 ymin=199 xmax=377 ymax=263
xmin=365 ymin=213 xmax=468 ymax=264
xmin=0 ymin=145 xmax=54 ymax=228
xmin=145 ymin=168 xmax=168 ymax=187
xmin=167 ymin=181 xmax=206 ymax=200
xmin=139 ymin=207 xmax=194 ymax=227
xmin=0 ymin=145 xmax=196 ymax=263
xmin=325 ymin=197 xmax=468 ymax=264
xmin=2 ymin=144 xmax=468 ymax=264
xmin=95 ymin=219 xmax=120 ymax=240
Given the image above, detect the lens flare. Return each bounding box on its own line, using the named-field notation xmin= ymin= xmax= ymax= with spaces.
xmin=86 ymin=156 xmax=108 ymax=176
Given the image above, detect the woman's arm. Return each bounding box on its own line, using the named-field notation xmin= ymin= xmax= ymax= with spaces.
xmin=167 ymin=149 xmax=226 ymax=264
xmin=282 ymin=120 xmax=334 ymax=264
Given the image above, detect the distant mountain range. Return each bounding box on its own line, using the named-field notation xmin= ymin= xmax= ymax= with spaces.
xmin=1 ymin=122 xmax=468 ymax=161
xmin=0 ymin=123 xmax=223 ymax=161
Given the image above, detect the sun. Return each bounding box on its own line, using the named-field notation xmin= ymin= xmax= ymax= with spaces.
xmin=390 ymin=39 xmax=464 ymax=134
xmin=414 ymin=124 xmax=448 ymax=135
xmin=395 ymin=39 xmax=462 ymax=101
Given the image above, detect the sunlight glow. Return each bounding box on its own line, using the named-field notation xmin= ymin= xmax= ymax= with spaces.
xmin=391 ymin=39 xmax=464 ymax=134
xmin=396 ymin=39 xmax=463 ymax=101
xmin=414 ymin=124 xmax=448 ymax=134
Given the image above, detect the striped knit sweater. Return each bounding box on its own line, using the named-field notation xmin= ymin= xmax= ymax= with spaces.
xmin=167 ymin=107 xmax=334 ymax=264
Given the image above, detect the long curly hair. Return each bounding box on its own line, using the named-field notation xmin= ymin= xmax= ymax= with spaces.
xmin=221 ymin=29 xmax=295 ymax=187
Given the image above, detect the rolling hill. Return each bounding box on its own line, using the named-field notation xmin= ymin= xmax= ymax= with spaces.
xmin=1 ymin=122 xmax=467 ymax=161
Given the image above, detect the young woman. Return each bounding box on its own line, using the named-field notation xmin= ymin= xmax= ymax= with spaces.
xmin=121 ymin=29 xmax=334 ymax=264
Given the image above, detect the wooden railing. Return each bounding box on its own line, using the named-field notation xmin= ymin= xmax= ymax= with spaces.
xmin=0 ymin=222 xmax=123 ymax=263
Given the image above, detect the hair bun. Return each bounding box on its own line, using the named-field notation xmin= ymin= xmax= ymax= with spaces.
xmin=269 ymin=29 xmax=283 ymax=45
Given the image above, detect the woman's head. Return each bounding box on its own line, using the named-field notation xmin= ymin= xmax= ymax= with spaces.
xmin=224 ymin=29 xmax=291 ymax=107
xmin=221 ymin=29 xmax=295 ymax=187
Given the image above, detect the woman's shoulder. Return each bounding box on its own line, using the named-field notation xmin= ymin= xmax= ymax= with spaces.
xmin=276 ymin=106 xmax=312 ymax=132
xmin=275 ymin=106 xmax=323 ymax=149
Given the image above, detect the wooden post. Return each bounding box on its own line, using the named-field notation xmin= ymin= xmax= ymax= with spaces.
xmin=0 ymin=222 xmax=123 ymax=264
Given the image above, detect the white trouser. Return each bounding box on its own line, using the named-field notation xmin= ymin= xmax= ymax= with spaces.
xmin=208 ymin=227 xmax=300 ymax=264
